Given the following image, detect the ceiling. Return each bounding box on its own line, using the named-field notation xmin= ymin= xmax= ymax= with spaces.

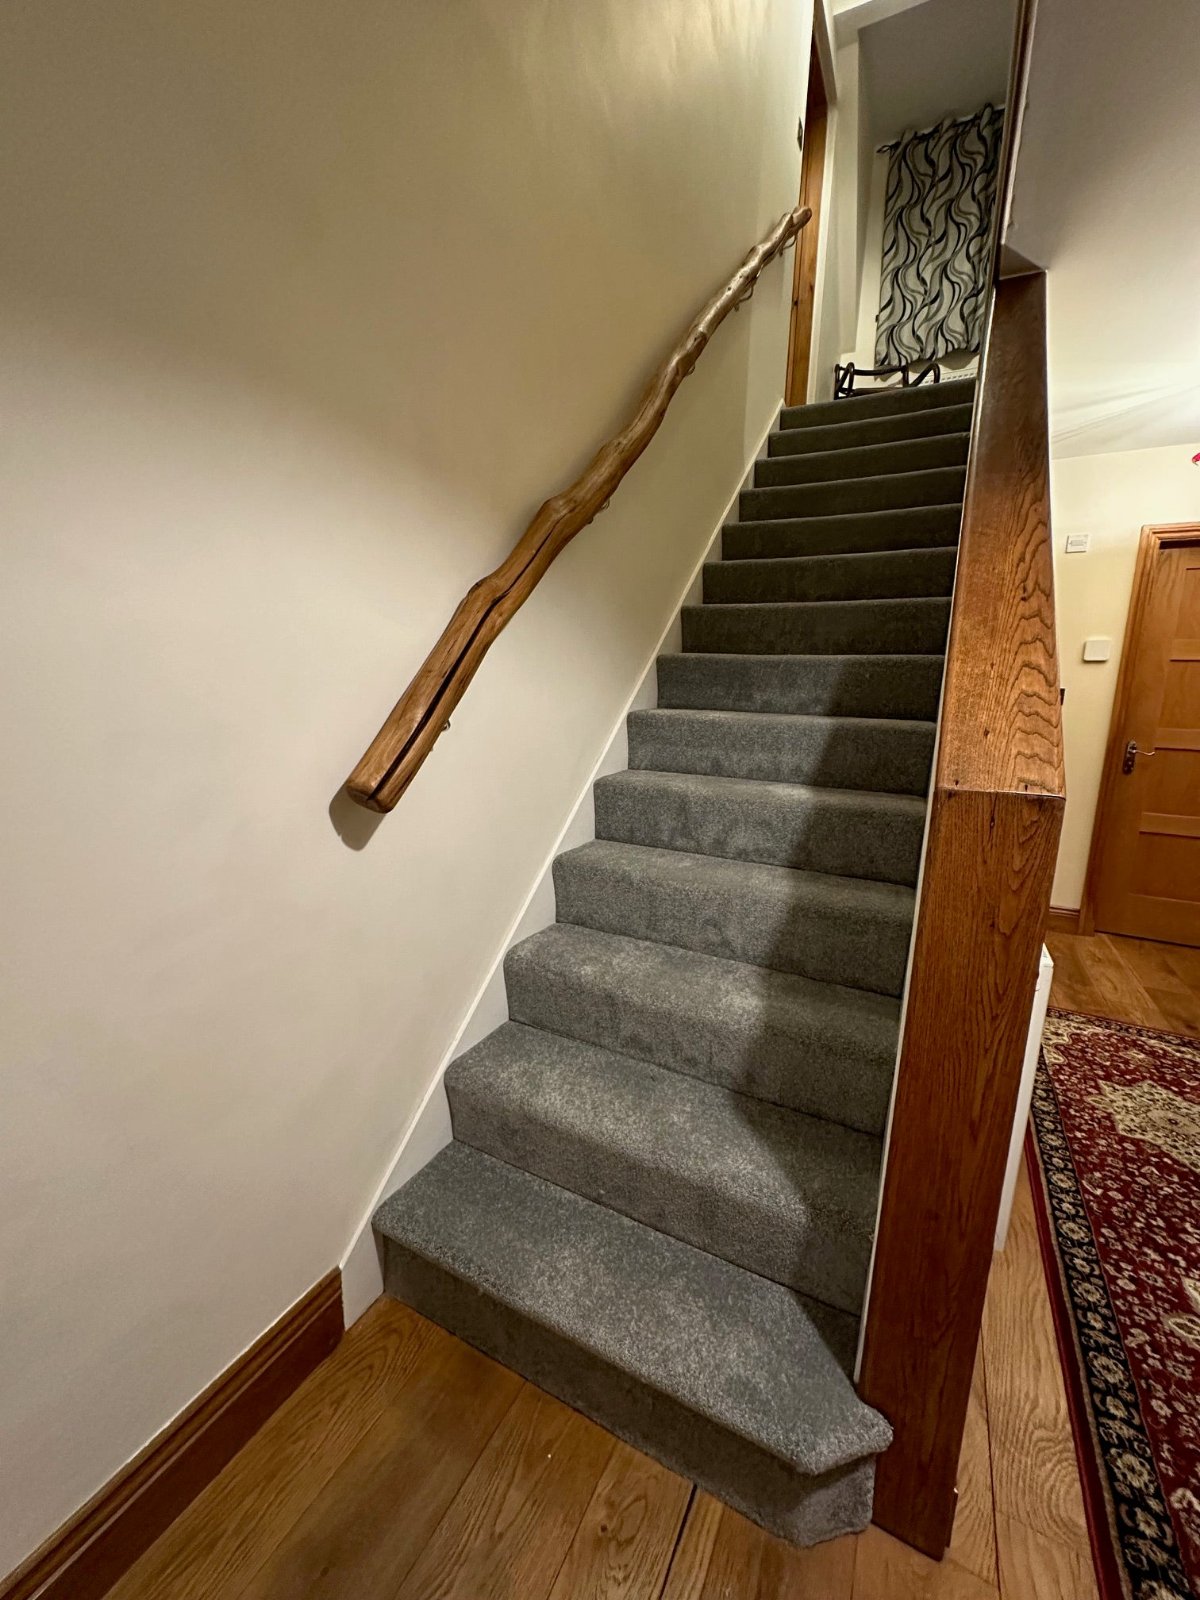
xmin=1005 ymin=0 xmax=1200 ymax=457
xmin=857 ymin=0 xmax=1015 ymax=151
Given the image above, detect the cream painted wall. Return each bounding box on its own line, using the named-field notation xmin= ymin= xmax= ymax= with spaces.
xmin=0 ymin=0 xmax=812 ymax=1572
xmin=1050 ymin=444 xmax=1200 ymax=909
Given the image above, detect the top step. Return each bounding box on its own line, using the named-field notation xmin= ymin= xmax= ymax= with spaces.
xmin=780 ymin=377 xmax=977 ymax=433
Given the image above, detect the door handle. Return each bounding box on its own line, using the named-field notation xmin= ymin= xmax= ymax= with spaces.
xmin=1121 ymin=739 xmax=1156 ymax=774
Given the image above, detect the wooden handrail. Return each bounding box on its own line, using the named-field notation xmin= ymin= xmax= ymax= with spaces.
xmin=858 ymin=269 xmax=1065 ymax=1557
xmin=345 ymin=205 xmax=810 ymax=812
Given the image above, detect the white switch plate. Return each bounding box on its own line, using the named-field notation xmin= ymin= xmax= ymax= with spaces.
xmin=1065 ymin=532 xmax=1089 ymax=553
xmin=1082 ymin=636 xmax=1112 ymax=662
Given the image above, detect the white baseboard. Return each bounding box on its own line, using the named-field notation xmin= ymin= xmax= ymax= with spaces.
xmin=338 ymin=401 xmax=781 ymax=1327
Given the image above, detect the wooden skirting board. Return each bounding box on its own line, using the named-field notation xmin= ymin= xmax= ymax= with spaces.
xmin=0 ymin=1271 xmax=343 ymax=1600
xmin=1046 ymin=906 xmax=1082 ymax=936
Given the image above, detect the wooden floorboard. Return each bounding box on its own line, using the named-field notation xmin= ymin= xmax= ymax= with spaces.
xmin=104 ymin=931 xmax=1196 ymax=1600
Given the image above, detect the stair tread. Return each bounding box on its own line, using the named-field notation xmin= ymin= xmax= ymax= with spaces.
xmin=703 ymin=546 xmax=957 ymax=604
xmin=374 ymin=1141 xmax=892 ymax=1475
xmin=656 ymin=652 xmax=945 ymax=720
xmin=506 ymin=923 xmax=899 ymax=1132
xmin=598 ymin=766 xmax=928 ymax=817
xmin=770 ymin=403 xmax=975 ymax=456
xmin=682 ymin=596 xmax=951 ymax=659
xmin=754 ymin=432 xmax=969 ymax=487
xmin=626 ymin=707 xmax=935 ymax=796
xmin=448 ymin=1020 xmax=882 ymax=1310
xmin=724 ymin=504 xmax=964 ymax=560
xmin=554 ymin=839 xmax=915 ymax=996
xmin=779 ymin=377 xmax=976 ymax=430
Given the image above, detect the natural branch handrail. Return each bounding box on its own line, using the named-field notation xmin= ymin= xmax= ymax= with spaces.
xmin=346 ymin=205 xmax=811 ymax=812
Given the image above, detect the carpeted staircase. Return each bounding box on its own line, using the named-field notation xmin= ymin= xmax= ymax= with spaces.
xmin=374 ymin=376 xmax=974 ymax=1543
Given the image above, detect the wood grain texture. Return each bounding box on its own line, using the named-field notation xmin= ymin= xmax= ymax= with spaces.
xmin=0 ymin=1271 xmax=343 ymax=1600
xmin=391 ymin=1384 xmax=615 ymax=1600
xmin=983 ymin=1166 xmax=1092 ymax=1551
xmin=104 ymin=1298 xmax=432 ymax=1600
xmin=660 ymin=1494 xmax=856 ymax=1600
xmin=345 ymin=205 xmax=810 ymax=812
xmin=231 ymin=1323 xmax=522 ymax=1600
xmin=546 ymin=1443 xmax=690 ymax=1600
xmin=852 ymin=1526 xmax=999 ymax=1598
xmin=936 ymin=275 xmax=1063 ymax=798
xmin=860 ymin=270 xmax=1065 ymax=1558
xmin=948 ymin=1354 xmax=998 ymax=1589
xmin=995 ymin=1514 xmax=1099 ymax=1600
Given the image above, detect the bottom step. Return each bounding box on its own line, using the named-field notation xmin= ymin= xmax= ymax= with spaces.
xmin=374 ymin=1143 xmax=891 ymax=1546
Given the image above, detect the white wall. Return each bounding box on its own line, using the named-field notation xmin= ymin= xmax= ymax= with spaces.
xmin=1006 ymin=0 xmax=1200 ymax=456
xmin=0 ymin=0 xmax=812 ymax=1574
xmin=1050 ymin=444 xmax=1200 ymax=909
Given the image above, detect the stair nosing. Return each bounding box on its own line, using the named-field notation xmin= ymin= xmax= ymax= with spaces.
xmin=375 ymin=1143 xmax=893 ymax=1475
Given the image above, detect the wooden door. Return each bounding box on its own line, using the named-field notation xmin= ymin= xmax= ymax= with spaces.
xmin=1088 ymin=525 xmax=1200 ymax=945
xmin=784 ymin=40 xmax=828 ymax=406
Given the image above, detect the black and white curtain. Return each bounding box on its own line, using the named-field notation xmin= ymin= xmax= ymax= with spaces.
xmin=874 ymin=103 xmax=1004 ymax=367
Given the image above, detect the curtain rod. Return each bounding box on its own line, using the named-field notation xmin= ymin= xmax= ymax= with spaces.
xmin=877 ymin=101 xmax=1005 ymax=154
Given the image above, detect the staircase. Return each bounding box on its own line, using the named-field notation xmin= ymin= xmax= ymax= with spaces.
xmin=373 ymin=376 xmax=975 ymax=1544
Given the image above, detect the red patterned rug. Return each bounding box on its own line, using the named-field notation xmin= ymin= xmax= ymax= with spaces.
xmin=1029 ymin=1008 xmax=1200 ymax=1600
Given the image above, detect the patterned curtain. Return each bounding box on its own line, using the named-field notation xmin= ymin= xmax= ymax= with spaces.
xmin=874 ymin=103 xmax=1004 ymax=367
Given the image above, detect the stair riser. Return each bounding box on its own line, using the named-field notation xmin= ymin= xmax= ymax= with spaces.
xmin=627 ymin=711 xmax=934 ymax=795
xmin=382 ymin=1244 xmax=877 ymax=1544
xmin=769 ymin=403 xmax=975 ymax=456
xmin=594 ymin=775 xmax=924 ymax=883
xmin=755 ymin=433 xmax=968 ymax=487
xmin=703 ymin=548 xmax=957 ymax=604
xmin=724 ymin=506 xmax=963 ymax=560
xmin=552 ymin=853 xmax=914 ymax=996
xmin=741 ymin=466 xmax=966 ymax=521
xmin=682 ymin=599 xmax=950 ymax=656
xmin=779 ymin=378 xmax=976 ymax=429
xmin=447 ymin=1074 xmax=874 ymax=1313
xmin=656 ymin=654 xmax=944 ymax=720
xmin=504 ymin=935 xmax=897 ymax=1134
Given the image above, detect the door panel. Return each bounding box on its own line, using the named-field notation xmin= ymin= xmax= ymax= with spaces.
xmin=1092 ymin=539 xmax=1200 ymax=945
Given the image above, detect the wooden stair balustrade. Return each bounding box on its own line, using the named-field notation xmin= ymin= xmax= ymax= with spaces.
xmin=345 ymin=206 xmax=810 ymax=813
xmin=857 ymin=268 xmax=1065 ymax=1558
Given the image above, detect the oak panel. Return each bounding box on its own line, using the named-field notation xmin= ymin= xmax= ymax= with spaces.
xmin=860 ymin=272 xmax=1065 ymax=1556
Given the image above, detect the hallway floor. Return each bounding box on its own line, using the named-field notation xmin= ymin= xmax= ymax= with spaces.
xmin=108 ymin=932 xmax=1198 ymax=1600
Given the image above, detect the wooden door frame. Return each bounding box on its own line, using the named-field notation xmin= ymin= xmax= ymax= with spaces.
xmin=784 ymin=38 xmax=829 ymax=407
xmin=1079 ymin=521 xmax=1200 ymax=935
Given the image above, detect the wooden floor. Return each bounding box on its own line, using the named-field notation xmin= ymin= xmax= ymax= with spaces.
xmin=108 ymin=931 xmax=1198 ymax=1600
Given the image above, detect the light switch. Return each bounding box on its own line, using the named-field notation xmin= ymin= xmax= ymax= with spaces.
xmin=1082 ymin=637 xmax=1111 ymax=662
xmin=1065 ymin=533 xmax=1089 ymax=553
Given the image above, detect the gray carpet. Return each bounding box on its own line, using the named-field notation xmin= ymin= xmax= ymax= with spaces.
xmin=374 ymin=376 xmax=972 ymax=1544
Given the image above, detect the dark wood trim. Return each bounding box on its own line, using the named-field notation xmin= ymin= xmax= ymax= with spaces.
xmin=785 ymin=40 xmax=829 ymax=406
xmin=859 ymin=271 xmax=1065 ymax=1558
xmin=1078 ymin=521 xmax=1200 ymax=938
xmin=0 ymin=1271 xmax=343 ymax=1600
xmin=345 ymin=205 xmax=810 ymax=813
xmin=1046 ymin=905 xmax=1082 ymax=936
